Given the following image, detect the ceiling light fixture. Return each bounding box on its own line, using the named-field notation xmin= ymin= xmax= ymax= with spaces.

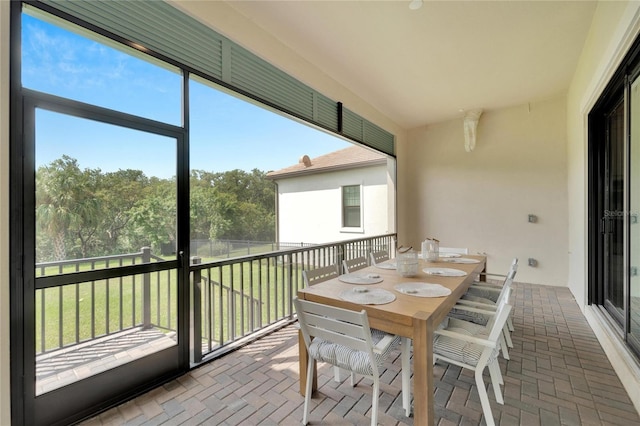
xmin=409 ymin=0 xmax=423 ymax=10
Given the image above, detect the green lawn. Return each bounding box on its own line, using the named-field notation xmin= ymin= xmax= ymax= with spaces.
xmin=35 ymin=258 xmax=304 ymax=354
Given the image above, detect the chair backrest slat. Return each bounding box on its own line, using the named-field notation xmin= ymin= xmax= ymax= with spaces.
xmin=303 ymin=264 xmax=339 ymax=287
xmin=369 ymin=251 xmax=390 ymax=265
xmin=343 ymin=256 xmax=369 ymax=273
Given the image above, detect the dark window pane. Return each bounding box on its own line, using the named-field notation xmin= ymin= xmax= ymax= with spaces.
xmin=343 ymin=186 xmax=361 ymax=227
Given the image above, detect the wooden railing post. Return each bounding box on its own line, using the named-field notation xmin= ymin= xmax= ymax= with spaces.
xmin=191 ymin=256 xmax=202 ymax=364
xmin=141 ymin=247 xmax=151 ymax=329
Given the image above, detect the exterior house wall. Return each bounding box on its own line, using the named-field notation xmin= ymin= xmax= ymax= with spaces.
xmin=275 ymin=164 xmax=390 ymax=245
xmin=404 ymin=96 xmax=568 ymax=286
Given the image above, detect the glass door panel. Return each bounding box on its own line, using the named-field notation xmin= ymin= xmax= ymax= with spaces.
xmin=630 ymin=75 xmax=640 ymax=349
xmin=603 ymin=101 xmax=626 ymax=325
xmin=28 ymin=103 xmax=185 ymax=425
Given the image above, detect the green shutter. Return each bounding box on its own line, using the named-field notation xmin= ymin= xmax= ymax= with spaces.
xmin=38 ymin=0 xmax=394 ymax=156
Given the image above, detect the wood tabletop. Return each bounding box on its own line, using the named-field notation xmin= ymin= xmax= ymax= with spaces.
xmin=297 ymin=255 xmax=486 ymax=336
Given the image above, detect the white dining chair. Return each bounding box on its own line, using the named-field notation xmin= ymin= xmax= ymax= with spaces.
xmin=369 ymin=250 xmax=390 ymax=266
xmin=472 ymin=258 xmax=519 ymax=287
xmin=342 ymin=256 xmax=368 ymax=273
xmin=301 ymin=264 xmax=343 ymax=381
xmin=467 ymin=258 xmax=518 ymax=333
xmin=302 ymin=264 xmax=339 ymax=287
xmin=447 ymin=262 xmax=516 ymax=359
xmin=294 ymin=298 xmax=409 ymax=426
xmin=433 ymin=302 xmax=513 ymax=426
xmin=447 ymin=283 xmax=513 ymax=359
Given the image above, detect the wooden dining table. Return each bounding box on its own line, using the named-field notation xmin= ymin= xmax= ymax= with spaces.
xmin=296 ymin=254 xmax=486 ymax=426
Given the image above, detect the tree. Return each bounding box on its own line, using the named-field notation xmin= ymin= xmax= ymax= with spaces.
xmin=128 ymin=177 xmax=177 ymax=254
xmin=190 ymin=169 xmax=276 ymax=242
xmin=96 ymin=169 xmax=149 ymax=254
xmin=36 ymin=156 xmax=101 ymax=261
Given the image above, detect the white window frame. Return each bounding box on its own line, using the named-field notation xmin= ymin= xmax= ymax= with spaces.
xmin=341 ymin=184 xmax=364 ymax=233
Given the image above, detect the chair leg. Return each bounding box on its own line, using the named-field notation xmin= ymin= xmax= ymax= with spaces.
xmin=401 ymin=337 xmax=411 ymax=416
xmin=334 ymin=366 xmax=343 ymax=382
xmin=475 ymin=368 xmax=495 ymax=426
xmin=371 ymin=377 xmax=380 ymax=426
xmin=507 ymin=315 xmax=514 ymax=332
xmin=499 ymin=333 xmax=510 ymax=360
xmin=489 ymin=357 xmax=504 ymax=385
xmin=303 ymin=358 xmax=315 ymax=425
xmin=488 ymin=359 xmax=504 ymax=403
xmin=503 ymin=324 xmax=513 ymax=348
xmin=350 ymin=372 xmax=356 ymax=387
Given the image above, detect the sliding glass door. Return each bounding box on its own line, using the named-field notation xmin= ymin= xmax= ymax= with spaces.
xmin=629 ymin=71 xmax=640 ymax=352
xmin=591 ymin=46 xmax=640 ymax=360
xmin=603 ymin=100 xmax=626 ymax=327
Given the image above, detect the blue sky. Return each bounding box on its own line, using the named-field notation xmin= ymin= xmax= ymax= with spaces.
xmin=23 ymin=12 xmax=351 ymax=179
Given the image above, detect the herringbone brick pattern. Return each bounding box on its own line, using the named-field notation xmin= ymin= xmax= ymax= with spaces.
xmin=81 ymin=283 xmax=640 ymax=425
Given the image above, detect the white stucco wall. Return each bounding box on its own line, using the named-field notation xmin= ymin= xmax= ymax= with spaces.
xmin=0 ymin=1 xmax=11 ymax=423
xmin=275 ymin=164 xmax=390 ymax=244
xmin=566 ymin=0 xmax=640 ymax=412
xmin=403 ymin=96 xmax=568 ymax=285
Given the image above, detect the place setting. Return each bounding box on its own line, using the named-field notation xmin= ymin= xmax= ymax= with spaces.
xmin=338 ymin=272 xmax=384 ymax=284
xmin=422 ymin=267 xmax=467 ymax=277
xmin=339 ymin=287 xmax=396 ymax=305
xmin=394 ymin=282 xmax=452 ymax=297
xmin=438 ymin=252 xmax=461 ymax=259
xmin=374 ymin=261 xmax=397 ymax=270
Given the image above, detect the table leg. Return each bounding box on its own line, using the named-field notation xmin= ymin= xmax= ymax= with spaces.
xmin=298 ymin=329 xmax=317 ymax=396
xmin=412 ymin=312 xmax=434 ymax=425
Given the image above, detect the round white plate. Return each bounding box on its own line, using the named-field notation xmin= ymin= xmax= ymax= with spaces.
xmin=439 ymin=253 xmax=462 ymax=258
xmin=338 ymin=273 xmax=384 ymax=285
xmin=442 ymin=257 xmax=481 ymax=264
xmin=394 ymin=282 xmax=452 ymax=297
xmin=339 ymin=288 xmax=396 ymax=305
xmin=375 ymin=262 xmax=397 ymax=270
xmin=422 ymin=267 xmax=467 ymax=277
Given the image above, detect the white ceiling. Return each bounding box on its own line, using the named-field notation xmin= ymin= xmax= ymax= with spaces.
xmin=183 ymin=0 xmax=597 ymax=129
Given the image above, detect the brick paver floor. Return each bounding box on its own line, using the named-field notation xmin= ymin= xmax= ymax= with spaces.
xmin=80 ymin=282 xmax=640 ymax=425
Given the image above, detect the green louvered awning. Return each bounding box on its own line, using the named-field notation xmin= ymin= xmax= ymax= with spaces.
xmin=36 ymin=0 xmax=395 ymax=156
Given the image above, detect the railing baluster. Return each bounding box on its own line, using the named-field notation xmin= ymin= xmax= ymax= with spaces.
xmin=240 ymin=261 xmax=245 ymax=336
xmin=142 ymin=247 xmax=151 ymax=329
xmin=75 ymin=283 xmax=80 ymax=345
xmin=58 ymin=286 xmax=63 ymax=348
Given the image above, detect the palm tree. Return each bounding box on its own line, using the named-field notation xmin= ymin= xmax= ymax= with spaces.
xmin=36 ymin=156 xmax=100 ymax=261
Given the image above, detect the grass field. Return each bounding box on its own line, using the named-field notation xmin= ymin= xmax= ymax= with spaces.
xmin=35 ymin=257 xmax=304 ymax=354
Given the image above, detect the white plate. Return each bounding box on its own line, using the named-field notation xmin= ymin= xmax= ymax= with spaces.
xmin=338 ymin=272 xmax=384 ymax=285
xmin=375 ymin=262 xmax=397 ymax=270
xmin=439 ymin=253 xmax=462 ymax=258
xmin=394 ymin=282 xmax=452 ymax=297
xmin=339 ymin=288 xmax=396 ymax=305
xmin=422 ymin=267 xmax=467 ymax=277
xmin=442 ymin=257 xmax=481 ymax=264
